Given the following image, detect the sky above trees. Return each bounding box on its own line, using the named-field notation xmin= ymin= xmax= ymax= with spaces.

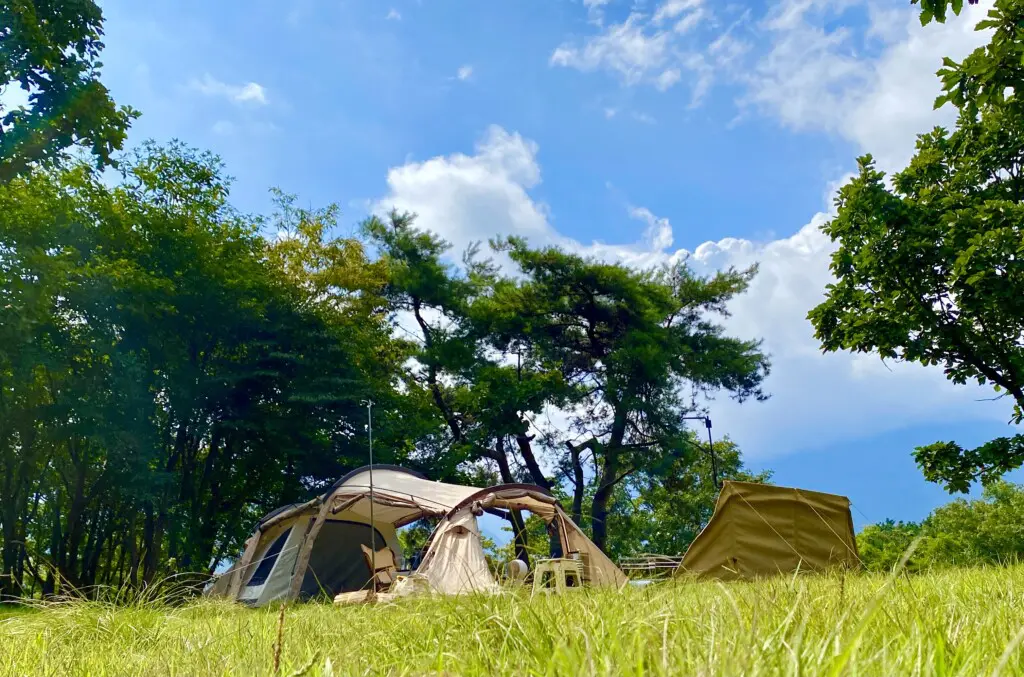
xmin=18 ymin=0 xmax=1018 ymax=524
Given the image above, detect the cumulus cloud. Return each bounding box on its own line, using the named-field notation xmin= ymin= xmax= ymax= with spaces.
xmin=386 ymin=8 xmax=401 ymax=20
xmin=738 ymin=0 xmax=993 ymax=168
xmin=372 ymin=121 xmax=1006 ymax=459
xmin=457 ymin=65 xmax=474 ymax=81
xmin=188 ymin=74 xmax=268 ymax=105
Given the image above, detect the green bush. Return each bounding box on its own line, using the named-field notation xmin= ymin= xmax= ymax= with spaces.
xmin=858 ymin=481 xmax=1024 ymax=571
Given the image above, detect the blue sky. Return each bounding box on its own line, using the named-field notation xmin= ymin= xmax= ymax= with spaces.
xmin=86 ymin=0 xmax=1019 ymax=527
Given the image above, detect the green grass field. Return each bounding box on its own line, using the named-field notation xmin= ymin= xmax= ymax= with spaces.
xmin=2 ymin=565 xmax=1023 ymax=676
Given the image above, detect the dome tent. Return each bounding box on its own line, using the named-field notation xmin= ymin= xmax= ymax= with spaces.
xmin=676 ymin=480 xmax=861 ymax=581
xmin=209 ymin=465 xmax=625 ymax=606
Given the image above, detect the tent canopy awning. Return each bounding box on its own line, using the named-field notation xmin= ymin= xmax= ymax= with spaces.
xmin=257 ymin=466 xmax=562 ymax=532
xmin=326 ymin=466 xmax=485 ymax=525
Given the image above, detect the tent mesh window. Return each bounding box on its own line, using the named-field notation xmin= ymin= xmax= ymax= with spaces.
xmin=246 ymin=527 xmax=292 ymax=587
xmin=299 ymin=521 xmax=387 ymax=600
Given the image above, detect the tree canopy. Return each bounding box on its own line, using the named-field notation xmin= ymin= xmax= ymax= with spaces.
xmin=858 ymin=481 xmax=1024 ymax=571
xmin=0 ymin=0 xmax=137 ymax=182
xmin=0 ymin=144 xmax=405 ymax=596
xmin=809 ymin=0 xmax=1024 ymax=492
xmin=0 ymin=142 xmax=773 ymax=597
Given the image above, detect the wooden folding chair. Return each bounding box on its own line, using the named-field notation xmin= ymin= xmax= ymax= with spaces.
xmin=360 ymin=544 xmax=398 ymax=591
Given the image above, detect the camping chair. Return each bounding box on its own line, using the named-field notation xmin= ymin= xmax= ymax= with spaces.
xmin=360 ymin=544 xmax=399 ymax=591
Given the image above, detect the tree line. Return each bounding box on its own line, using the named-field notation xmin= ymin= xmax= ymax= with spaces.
xmin=0 ymin=140 xmax=770 ymax=597
xmin=4 ymin=0 xmax=1024 ymax=598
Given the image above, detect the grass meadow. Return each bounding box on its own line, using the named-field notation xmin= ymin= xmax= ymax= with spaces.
xmin=2 ymin=565 xmax=1024 ymax=676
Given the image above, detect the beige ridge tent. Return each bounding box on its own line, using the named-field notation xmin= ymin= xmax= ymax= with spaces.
xmin=676 ymin=480 xmax=861 ymax=581
xmin=209 ymin=465 xmax=625 ymax=606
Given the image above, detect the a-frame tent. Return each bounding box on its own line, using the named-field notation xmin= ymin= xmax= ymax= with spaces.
xmin=676 ymin=480 xmax=861 ymax=580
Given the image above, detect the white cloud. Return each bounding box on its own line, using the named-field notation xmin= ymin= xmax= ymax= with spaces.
xmin=604 ymin=107 xmax=618 ymax=119
xmin=685 ymin=215 xmax=1002 ymax=458
xmin=373 ymin=126 xmax=548 ymax=259
xmin=548 ymin=1 xmax=710 ymax=96
xmin=653 ymin=0 xmax=703 ymax=24
xmin=211 ymin=120 xmax=235 ymax=135
xmin=0 ymin=83 xmax=30 ymax=136
xmin=372 ymin=122 xmax=1007 ymax=460
xmin=630 ymin=206 xmax=674 ymax=250
xmin=674 ymin=8 xmax=707 ymax=34
xmin=0 ymin=83 xmax=30 ymax=112
xmin=386 ymin=8 xmax=401 ymax=20
xmin=632 ymin=111 xmax=657 ymax=124
xmin=457 ymin=65 xmax=474 ymax=81
xmin=550 ymin=0 xmax=991 ymax=147
xmin=742 ymin=0 xmax=994 ymax=169
xmin=188 ymin=74 xmax=268 ymax=105
xmin=654 ymin=68 xmax=682 ymax=91
xmin=584 ymin=0 xmax=613 ymax=25
xmin=550 ymin=13 xmax=673 ymax=86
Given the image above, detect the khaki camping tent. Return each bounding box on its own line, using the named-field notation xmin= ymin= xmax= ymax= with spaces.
xmin=209 ymin=465 xmax=625 ymax=606
xmin=677 ymin=481 xmax=860 ymax=581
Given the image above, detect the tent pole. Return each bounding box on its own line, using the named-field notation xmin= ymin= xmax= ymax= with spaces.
xmin=682 ymin=415 xmax=720 ymax=490
xmin=366 ymin=400 xmax=376 ymax=599
xmin=705 ymin=416 xmax=719 ymax=489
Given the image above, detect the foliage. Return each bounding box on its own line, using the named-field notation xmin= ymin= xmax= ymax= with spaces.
xmin=856 ymin=520 xmax=924 ymax=572
xmin=605 ymin=435 xmax=771 ymax=560
xmin=5 ymin=566 xmax=1024 ymax=675
xmin=0 ymin=3 xmax=772 ymax=590
xmin=0 ymin=0 xmax=138 ymax=182
xmin=915 ymin=435 xmax=1024 ymax=493
xmin=0 ymin=144 xmax=405 ymax=597
xmin=912 ymin=0 xmax=980 ymax=26
xmin=810 ymin=0 xmax=1024 ymax=491
xmin=0 ymin=145 xmax=770 ymax=597
xmin=396 ymin=519 xmax=436 ymax=566
xmin=913 ymin=0 xmax=1019 ymax=115
xmin=484 ymin=237 xmax=770 ymax=548
xmin=857 ymin=481 xmax=1024 ymax=571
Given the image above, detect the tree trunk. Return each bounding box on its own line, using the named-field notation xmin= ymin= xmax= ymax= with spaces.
xmin=515 ymin=434 xmax=552 ymax=490
xmin=0 ymin=523 xmax=21 ymax=599
xmin=564 ymin=440 xmax=592 ymax=526
xmin=127 ymin=511 xmax=141 ymax=588
xmin=590 ymin=474 xmax=615 ymax=552
xmin=589 ymin=409 xmax=628 ymax=552
xmin=491 ymin=439 xmax=530 ymax=565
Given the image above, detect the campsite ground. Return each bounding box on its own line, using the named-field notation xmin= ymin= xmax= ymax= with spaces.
xmin=1 ymin=565 xmax=1023 ymax=676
